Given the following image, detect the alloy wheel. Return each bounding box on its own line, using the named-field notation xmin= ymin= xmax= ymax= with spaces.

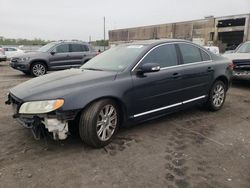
xmin=212 ymin=84 xmax=225 ymax=108
xmin=96 ymin=104 xmax=117 ymax=141
xmin=32 ymin=64 xmax=46 ymax=76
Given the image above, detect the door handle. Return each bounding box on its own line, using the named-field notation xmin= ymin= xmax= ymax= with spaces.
xmin=207 ymin=67 xmax=214 ymax=72
xmin=171 ymin=72 xmax=181 ymax=79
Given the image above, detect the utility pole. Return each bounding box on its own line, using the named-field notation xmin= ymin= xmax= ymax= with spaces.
xmin=104 ymin=16 xmax=106 ymax=51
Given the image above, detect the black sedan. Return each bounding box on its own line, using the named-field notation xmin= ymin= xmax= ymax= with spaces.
xmin=6 ymin=39 xmax=233 ymax=148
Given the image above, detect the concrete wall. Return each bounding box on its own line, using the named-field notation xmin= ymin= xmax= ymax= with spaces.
xmin=109 ymin=18 xmax=215 ymax=45
xmin=109 ymin=14 xmax=250 ymax=46
xmin=248 ymin=17 xmax=250 ymax=41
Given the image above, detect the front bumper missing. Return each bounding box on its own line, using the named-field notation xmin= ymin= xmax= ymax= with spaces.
xmin=6 ymin=94 xmax=70 ymax=141
xmin=14 ymin=116 xmax=69 ymax=140
xmin=42 ymin=118 xmax=69 ymax=140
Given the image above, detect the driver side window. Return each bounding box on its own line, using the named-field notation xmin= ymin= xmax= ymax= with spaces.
xmin=141 ymin=44 xmax=178 ymax=68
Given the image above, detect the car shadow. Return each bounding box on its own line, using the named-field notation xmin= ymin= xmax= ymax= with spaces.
xmin=232 ymin=80 xmax=250 ymax=89
xmin=34 ymin=105 xmax=207 ymax=151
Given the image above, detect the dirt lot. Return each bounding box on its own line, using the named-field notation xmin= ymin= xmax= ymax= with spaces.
xmin=0 ymin=61 xmax=250 ymax=188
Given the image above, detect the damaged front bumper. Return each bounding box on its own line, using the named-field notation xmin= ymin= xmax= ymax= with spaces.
xmin=6 ymin=93 xmax=79 ymax=141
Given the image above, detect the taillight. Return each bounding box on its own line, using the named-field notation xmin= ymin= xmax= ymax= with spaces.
xmin=228 ymin=61 xmax=235 ymax=70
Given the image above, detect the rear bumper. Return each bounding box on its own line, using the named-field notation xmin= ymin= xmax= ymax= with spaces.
xmin=233 ymin=70 xmax=250 ymax=80
xmin=0 ymin=56 xmax=7 ymax=61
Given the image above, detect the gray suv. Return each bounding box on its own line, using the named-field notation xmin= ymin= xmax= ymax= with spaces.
xmin=10 ymin=41 xmax=97 ymax=76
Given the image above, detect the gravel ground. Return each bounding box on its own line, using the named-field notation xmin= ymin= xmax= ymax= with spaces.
xmin=0 ymin=61 xmax=250 ymax=188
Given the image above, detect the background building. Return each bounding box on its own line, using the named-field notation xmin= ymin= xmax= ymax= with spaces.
xmin=109 ymin=14 xmax=250 ymax=52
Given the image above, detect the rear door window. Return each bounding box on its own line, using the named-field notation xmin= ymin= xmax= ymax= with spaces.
xmin=83 ymin=45 xmax=89 ymax=51
xmin=178 ymin=43 xmax=202 ymax=64
xmin=8 ymin=48 xmax=17 ymax=51
xmin=71 ymin=44 xmax=84 ymax=52
xmin=55 ymin=44 xmax=70 ymax=53
xmin=141 ymin=44 xmax=178 ymax=68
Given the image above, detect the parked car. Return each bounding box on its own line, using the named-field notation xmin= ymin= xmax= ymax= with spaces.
xmin=6 ymin=39 xmax=233 ymax=148
xmin=0 ymin=45 xmax=7 ymax=62
xmin=10 ymin=41 xmax=97 ymax=76
xmin=224 ymin=50 xmax=235 ymax=54
xmin=223 ymin=41 xmax=250 ymax=80
xmin=3 ymin=47 xmax=24 ymax=59
xmin=204 ymin=46 xmax=220 ymax=54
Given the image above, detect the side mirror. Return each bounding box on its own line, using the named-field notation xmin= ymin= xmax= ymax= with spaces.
xmin=50 ymin=51 xmax=56 ymax=55
xmin=138 ymin=63 xmax=161 ymax=74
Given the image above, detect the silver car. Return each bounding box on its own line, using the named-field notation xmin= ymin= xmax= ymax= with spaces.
xmin=0 ymin=45 xmax=7 ymax=62
xmin=10 ymin=41 xmax=97 ymax=76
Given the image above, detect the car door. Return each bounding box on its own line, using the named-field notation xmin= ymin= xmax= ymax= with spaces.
xmin=49 ymin=43 xmax=71 ymax=69
xmin=69 ymin=43 xmax=88 ymax=67
xmin=131 ymin=43 xmax=184 ymax=117
xmin=177 ymin=42 xmax=214 ymax=101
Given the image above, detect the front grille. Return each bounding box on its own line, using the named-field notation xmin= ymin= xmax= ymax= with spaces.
xmin=11 ymin=58 xmax=20 ymax=63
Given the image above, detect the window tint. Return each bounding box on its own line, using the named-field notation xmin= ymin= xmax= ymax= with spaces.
xmin=8 ymin=48 xmax=17 ymax=51
xmin=201 ymin=50 xmax=211 ymax=61
xmin=55 ymin=44 xmax=70 ymax=53
xmin=141 ymin=44 xmax=178 ymax=68
xmin=236 ymin=43 xmax=250 ymax=53
xmin=178 ymin=43 xmax=202 ymax=64
xmin=71 ymin=44 xmax=84 ymax=52
xmin=83 ymin=45 xmax=89 ymax=51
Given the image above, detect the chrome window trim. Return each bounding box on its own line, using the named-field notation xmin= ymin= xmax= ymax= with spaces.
xmin=133 ymin=95 xmax=206 ymax=118
xmin=160 ymin=60 xmax=212 ymax=70
xmin=131 ymin=41 xmax=212 ymax=72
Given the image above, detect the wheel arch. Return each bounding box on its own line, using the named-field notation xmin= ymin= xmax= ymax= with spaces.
xmin=214 ymin=75 xmax=229 ymax=91
xmin=75 ymin=96 xmax=128 ymax=126
xmin=30 ymin=59 xmax=49 ymax=70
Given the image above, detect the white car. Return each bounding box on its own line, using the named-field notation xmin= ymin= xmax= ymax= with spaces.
xmin=0 ymin=46 xmax=7 ymax=62
xmin=223 ymin=41 xmax=250 ymax=80
xmin=3 ymin=47 xmax=24 ymax=59
xmin=204 ymin=46 xmax=220 ymax=54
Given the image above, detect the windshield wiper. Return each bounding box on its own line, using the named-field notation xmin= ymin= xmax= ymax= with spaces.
xmin=83 ymin=68 xmax=104 ymax=71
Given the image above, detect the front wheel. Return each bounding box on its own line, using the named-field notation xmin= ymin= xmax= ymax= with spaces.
xmin=31 ymin=62 xmax=47 ymax=77
xmin=79 ymin=99 xmax=119 ymax=148
xmin=206 ymin=80 xmax=226 ymax=111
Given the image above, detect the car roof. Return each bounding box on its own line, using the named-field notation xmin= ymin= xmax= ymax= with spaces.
xmin=122 ymin=39 xmax=191 ymax=47
xmin=56 ymin=40 xmax=89 ymax=45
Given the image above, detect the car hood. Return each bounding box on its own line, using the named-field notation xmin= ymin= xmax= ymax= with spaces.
xmin=223 ymin=53 xmax=250 ymax=60
xmin=13 ymin=51 xmax=46 ymax=59
xmin=10 ymin=69 xmax=117 ymax=101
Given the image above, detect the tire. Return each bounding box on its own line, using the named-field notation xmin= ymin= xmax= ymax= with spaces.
xmin=206 ymin=80 xmax=226 ymax=111
xmin=79 ymin=99 xmax=119 ymax=148
xmin=30 ymin=62 xmax=47 ymax=77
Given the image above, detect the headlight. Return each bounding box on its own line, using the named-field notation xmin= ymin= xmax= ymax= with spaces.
xmin=19 ymin=99 xmax=64 ymax=114
xmin=20 ymin=57 xmax=30 ymax=62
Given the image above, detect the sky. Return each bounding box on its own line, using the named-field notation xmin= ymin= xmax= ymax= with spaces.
xmin=0 ymin=0 xmax=250 ymax=41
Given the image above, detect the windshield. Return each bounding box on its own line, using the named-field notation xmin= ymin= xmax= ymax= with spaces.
xmin=81 ymin=44 xmax=147 ymax=71
xmin=38 ymin=42 xmax=58 ymax=52
xmin=235 ymin=43 xmax=250 ymax=53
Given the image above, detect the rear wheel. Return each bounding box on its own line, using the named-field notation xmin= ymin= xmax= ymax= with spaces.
xmin=79 ymin=99 xmax=119 ymax=148
xmin=31 ymin=62 xmax=47 ymax=77
xmin=206 ymin=80 xmax=226 ymax=111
